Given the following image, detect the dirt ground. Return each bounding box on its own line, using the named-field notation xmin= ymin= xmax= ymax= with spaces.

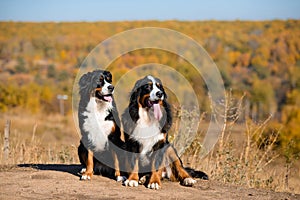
xmin=0 ymin=164 xmax=298 ymax=200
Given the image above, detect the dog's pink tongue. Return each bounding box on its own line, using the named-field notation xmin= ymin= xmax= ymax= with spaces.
xmin=104 ymin=96 xmax=113 ymax=102
xmin=153 ymin=103 xmax=162 ymax=120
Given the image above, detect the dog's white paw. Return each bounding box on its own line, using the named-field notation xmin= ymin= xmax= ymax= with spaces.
xmin=182 ymin=177 xmax=196 ymax=186
xmin=138 ymin=175 xmax=147 ymax=185
xmin=80 ymin=168 xmax=86 ymax=174
xmin=124 ymin=179 xmax=139 ymax=187
xmin=147 ymin=182 xmax=161 ymax=190
xmin=162 ymin=171 xmax=167 ymax=178
xmin=116 ymin=176 xmax=126 ymax=182
xmin=80 ymin=174 xmax=91 ymax=180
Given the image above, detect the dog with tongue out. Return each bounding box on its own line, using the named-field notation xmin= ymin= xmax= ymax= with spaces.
xmin=77 ymin=70 xmax=124 ymax=182
xmin=122 ymin=75 xmax=197 ymax=190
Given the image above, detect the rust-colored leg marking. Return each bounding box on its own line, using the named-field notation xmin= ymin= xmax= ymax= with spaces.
xmin=124 ymin=157 xmax=139 ymax=187
xmin=112 ymin=150 xmax=121 ymax=178
xmin=147 ymin=153 xmax=163 ymax=189
xmin=148 ymin=169 xmax=162 ymax=189
xmin=81 ymin=149 xmax=94 ymax=180
xmin=166 ymin=146 xmax=191 ymax=182
xmin=171 ymin=159 xmax=190 ymax=182
xmin=128 ymin=157 xmax=139 ymax=181
xmin=128 ymin=172 xmax=139 ymax=182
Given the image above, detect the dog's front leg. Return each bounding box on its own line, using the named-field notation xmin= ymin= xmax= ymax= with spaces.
xmin=147 ymin=151 xmax=163 ymax=190
xmin=124 ymin=154 xmax=139 ymax=187
xmin=81 ymin=149 xmax=94 ymax=180
xmin=112 ymin=150 xmax=126 ymax=182
xmin=147 ymin=168 xmax=162 ymax=189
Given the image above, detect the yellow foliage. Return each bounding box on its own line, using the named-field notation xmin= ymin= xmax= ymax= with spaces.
xmin=251 ymin=54 xmax=268 ymax=67
xmin=228 ymin=51 xmax=241 ymax=66
xmin=60 ymin=50 xmax=67 ymax=60
xmin=280 ymin=90 xmax=300 ymax=153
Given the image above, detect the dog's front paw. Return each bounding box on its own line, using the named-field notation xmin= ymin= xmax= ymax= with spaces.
xmin=79 ymin=168 xmax=86 ymax=174
xmin=80 ymin=174 xmax=91 ymax=180
xmin=116 ymin=176 xmax=126 ymax=182
xmin=182 ymin=177 xmax=196 ymax=186
xmin=147 ymin=182 xmax=161 ymax=190
xmin=80 ymin=172 xmax=92 ymax=180
xmin=124 ymin=179 xmax=139 ymax=187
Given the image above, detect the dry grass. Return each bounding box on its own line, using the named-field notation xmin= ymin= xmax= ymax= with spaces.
xmin=0 ymin=111 xmax=79 ymax=165
xmin=181 ymin=91 xmax=300 ymax=194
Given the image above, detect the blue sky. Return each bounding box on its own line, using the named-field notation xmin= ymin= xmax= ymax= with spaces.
xmin=0 ymin=0 xmax=299 ymax=22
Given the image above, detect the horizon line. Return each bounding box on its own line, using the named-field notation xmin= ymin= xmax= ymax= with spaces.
xmin=1 ymin=18 xmax=299 ymax=23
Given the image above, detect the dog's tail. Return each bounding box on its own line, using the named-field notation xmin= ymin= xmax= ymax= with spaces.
xmin=185 ymin=167 xmax=209 ymax=180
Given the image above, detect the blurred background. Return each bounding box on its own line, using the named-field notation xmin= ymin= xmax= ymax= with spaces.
xmin=0 ymin=0 xmax=299 ymax=193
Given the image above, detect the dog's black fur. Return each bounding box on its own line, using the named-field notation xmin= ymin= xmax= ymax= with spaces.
xmin=122 ymin=75 xmax=172 ymax=152
xmin=77 ymin=70 xmax=124 ymax=180
xmin=122 ymin=75 xmax=205 ymax=189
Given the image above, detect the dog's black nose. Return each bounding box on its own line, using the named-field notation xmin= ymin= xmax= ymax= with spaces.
xmin=108 ymin=85 xmax=114 ymax=92
xmin=156 ymin=91 xmax=163 ymax=98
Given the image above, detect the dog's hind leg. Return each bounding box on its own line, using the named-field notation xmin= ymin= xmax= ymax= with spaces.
xmin=165 ymin=145 xmax=196 ymax=186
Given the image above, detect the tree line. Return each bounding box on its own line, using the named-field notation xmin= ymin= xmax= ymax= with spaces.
xmin=0 ymin=20 xmax=299 ymax=152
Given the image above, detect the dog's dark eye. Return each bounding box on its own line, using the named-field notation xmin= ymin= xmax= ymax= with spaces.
xmin=105 ymin=76 xmax=112 ymax=83
xmin=103 ymin=71 xmax=112 ymax=82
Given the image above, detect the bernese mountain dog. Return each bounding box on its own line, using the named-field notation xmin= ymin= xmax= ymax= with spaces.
xmin=122 ymin=75 xmax=200 ymax=189
xmin=77 ymin=70 xmax=124 ymax=182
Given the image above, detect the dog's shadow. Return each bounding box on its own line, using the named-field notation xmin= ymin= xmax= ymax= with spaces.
xmin=18 ymin=163 xmax=83 ymax=178
xmin=18 ymin=163 xmax=119 ymax=181
xmin=17 ymin=164 xmax=209 ymax=183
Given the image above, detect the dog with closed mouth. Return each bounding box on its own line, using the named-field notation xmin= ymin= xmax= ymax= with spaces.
xmin=122 ymin=75 xmax=202 ymax=189
xmin=77 ymin=70 xmax=124 ymax=182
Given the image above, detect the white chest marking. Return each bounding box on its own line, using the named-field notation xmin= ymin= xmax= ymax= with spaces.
xmin=83 ymin=97 xmax=114 ymax=152
xmin=131 ymin=107 xmax=164 ymax=157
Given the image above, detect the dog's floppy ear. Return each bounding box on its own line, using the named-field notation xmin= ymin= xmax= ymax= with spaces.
xmin=129 ymin=78 xmax=145 ymax=104
xmin=79 ymin=72 xmax=94 ymax=96
xmin=122 ymin=81 xmax=142 ymax=136
xmin=128 ymin=80 xmax=142 ymax=122
xmin=161 ymin=99 xmax=172 ymax=134
xmin=79 ymin=72 xmax=91 ymax=87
